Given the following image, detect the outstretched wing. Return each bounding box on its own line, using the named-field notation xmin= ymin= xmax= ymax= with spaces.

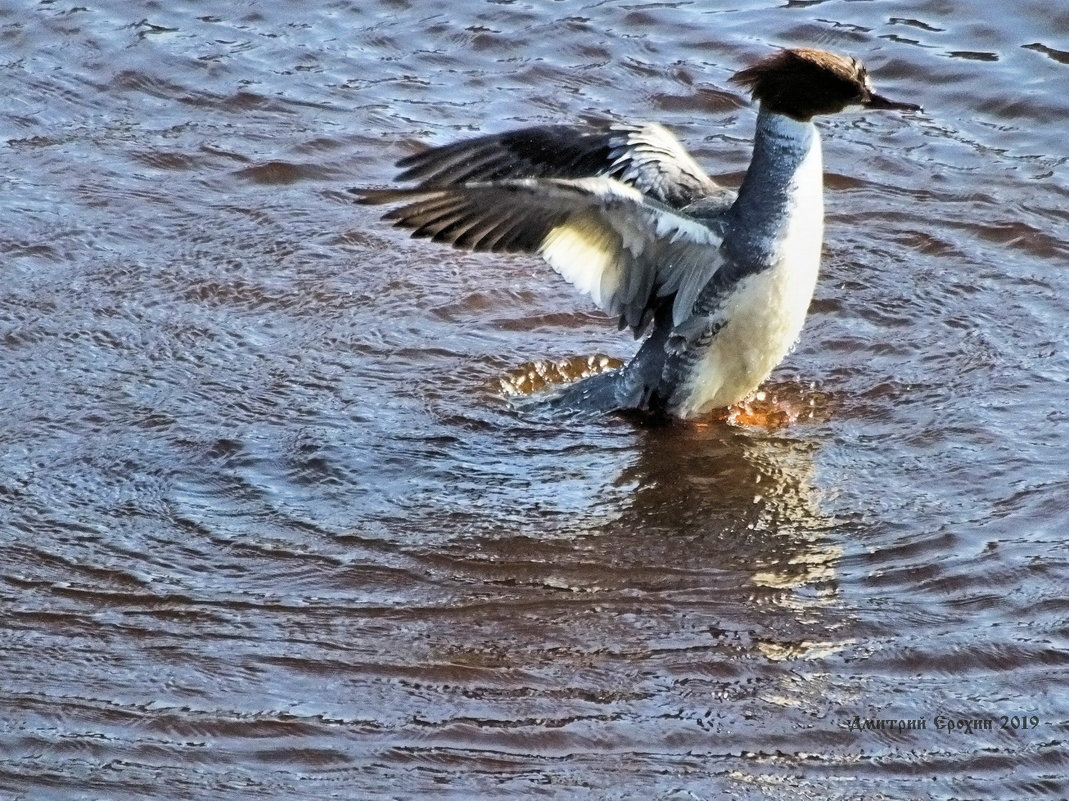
xmin=394 ymin=123 xmax=722 ymax=210
xmin=355 ymin=177 xmax=728 ymax=334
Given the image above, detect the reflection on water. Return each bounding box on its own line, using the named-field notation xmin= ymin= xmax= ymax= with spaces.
xmin=3 ymin=0 xmax=1068 ymax=798
xmin=499 ymin=353 xmax=626 ymax=397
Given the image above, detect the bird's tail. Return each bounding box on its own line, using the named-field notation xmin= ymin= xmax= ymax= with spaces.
xmin=540 ymin=368 xmax=627 ymax=414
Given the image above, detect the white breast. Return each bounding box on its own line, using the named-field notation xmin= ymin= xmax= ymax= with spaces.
xmin=672 ymin=123 xmax=824 ymax=418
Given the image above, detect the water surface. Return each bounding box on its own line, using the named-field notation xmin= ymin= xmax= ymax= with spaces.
xmin=2 ymin=1 xmax=1068 ymax=798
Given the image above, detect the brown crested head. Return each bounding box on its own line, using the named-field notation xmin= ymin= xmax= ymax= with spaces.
xmin=731 ymin=48 xmax=921 ymax=121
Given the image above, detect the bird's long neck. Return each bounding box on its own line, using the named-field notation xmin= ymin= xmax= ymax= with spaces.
xmin=726 ymin=108 xmax=824 ymax=270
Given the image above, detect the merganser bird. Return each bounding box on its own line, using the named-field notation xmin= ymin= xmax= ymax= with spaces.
xmin=356 ymin=49 xmax=920 ymax=419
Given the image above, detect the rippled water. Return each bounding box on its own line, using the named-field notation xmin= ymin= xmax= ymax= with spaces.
xmin=2 ymin=1 xmax=1068 ymax=798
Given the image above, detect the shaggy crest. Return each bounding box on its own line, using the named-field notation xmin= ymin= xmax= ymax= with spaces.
xmin=732 ymin=48 xmax=881 ymax=120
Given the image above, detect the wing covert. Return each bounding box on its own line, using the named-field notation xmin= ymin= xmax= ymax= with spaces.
xmin=394 ymin=122 xmax=722 ymax=209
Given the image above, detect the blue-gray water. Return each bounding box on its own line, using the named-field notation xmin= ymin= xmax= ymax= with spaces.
xmin=2 ymin=1 xmax=1067 ymax=799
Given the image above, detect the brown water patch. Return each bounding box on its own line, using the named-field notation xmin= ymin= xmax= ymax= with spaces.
xmin=3 ymin=1 xmax=1068 ymax=800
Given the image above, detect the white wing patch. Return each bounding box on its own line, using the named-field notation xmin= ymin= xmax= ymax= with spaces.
xmin=540 ymin=216 xmax=624 ymax=308
xmin=538 ymin=192 xmax=722 ymax=327
xmin=608 ymin=124 xmax=718 ymax=207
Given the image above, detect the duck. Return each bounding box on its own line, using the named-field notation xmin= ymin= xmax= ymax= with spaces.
xmin=355 ymin=48 xmax=920 ymax=419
